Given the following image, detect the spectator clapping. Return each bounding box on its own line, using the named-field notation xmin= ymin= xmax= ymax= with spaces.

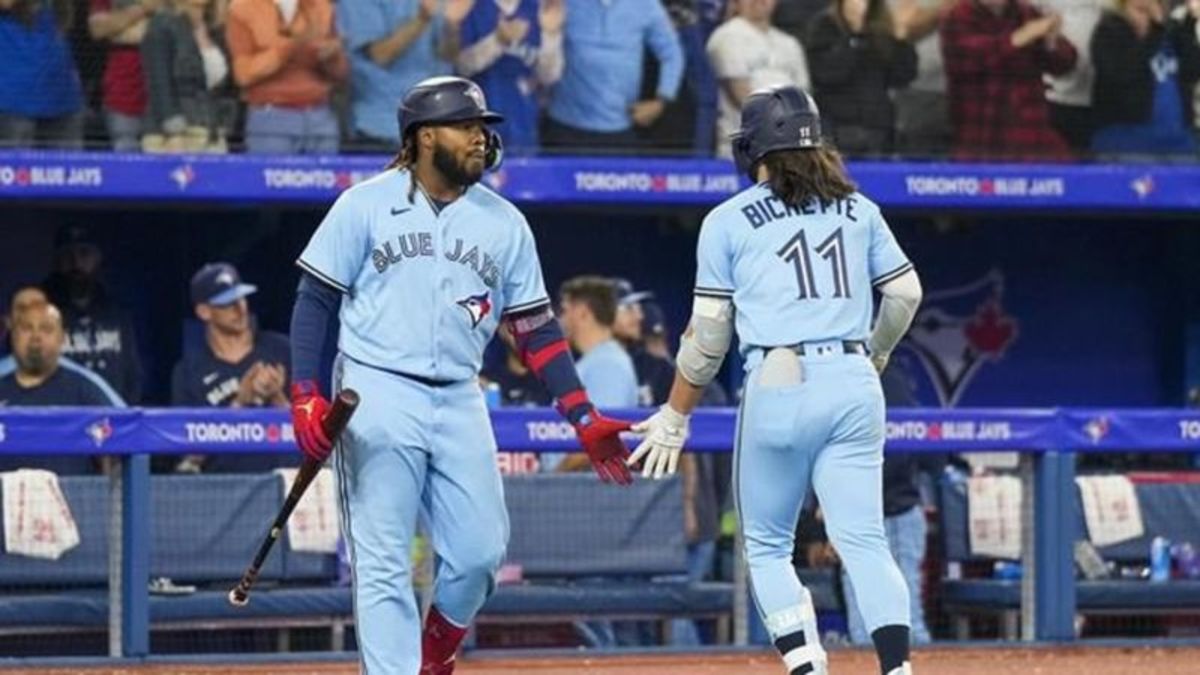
xmin=226 ymin=0 xmax=347 ymax=153
xmin=0 ymin=0 xmax=86 ymax=149
xmin=338 ymin=0 xmax=473 ymax=148
xmin=140 ymin=0 xmax=236 ymax=152
xmin=456 ymin=0 xmax=565 ymax=153
xmin=707 ymin=0 xmax=810 ymax=158
xmin=941 ymin=0 xmax=1076 ymax=161
xmin=805 ymin=0 xmax=917 ymax=155
xmin=88 ymin=0 xmax=157 ymax=151
xmin=1089 ymin=0 xmax=1199 ymax=157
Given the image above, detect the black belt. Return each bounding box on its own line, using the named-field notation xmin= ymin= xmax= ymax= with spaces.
xmin=343 ymin=354 xmax=459 ymax=387
xmin=789 ymin=340 xmax=868 ymax=356
xmin=398 ymin=371 xmax=458 ymax=387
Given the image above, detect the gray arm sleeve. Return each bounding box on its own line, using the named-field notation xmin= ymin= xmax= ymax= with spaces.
xmin=677 ymin=296 xmax=734 ymax=386
xmin=868 ymin=268 xmax=923 ymax=358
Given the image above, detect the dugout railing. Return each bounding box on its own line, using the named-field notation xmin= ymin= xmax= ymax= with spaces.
xmin=0 ymin=406 xmax=1198 ymax=657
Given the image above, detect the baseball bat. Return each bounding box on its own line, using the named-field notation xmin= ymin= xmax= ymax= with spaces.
xmin=228 ymin=388 xmax=360 ymax=607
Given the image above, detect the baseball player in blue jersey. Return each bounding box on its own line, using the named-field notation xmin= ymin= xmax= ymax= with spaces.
xmin=630 ymin=85 xmax=923 ymax=675
xmin=287 ymin=76 xmax=633 ymax=675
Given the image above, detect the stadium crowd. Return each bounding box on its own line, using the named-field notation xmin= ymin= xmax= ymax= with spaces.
xmin=1 ymin=0 xmax=1199 ymax=160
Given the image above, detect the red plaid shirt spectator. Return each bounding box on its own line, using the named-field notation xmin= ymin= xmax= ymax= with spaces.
xmin=941 ymin=0 xmax=1077 ymax=160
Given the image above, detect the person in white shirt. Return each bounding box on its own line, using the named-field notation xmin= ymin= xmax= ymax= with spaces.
xmin=706 ymin=0 xmax=810 ymax=157
xmin=1040 ymin=0 xmax=1106 ymax=153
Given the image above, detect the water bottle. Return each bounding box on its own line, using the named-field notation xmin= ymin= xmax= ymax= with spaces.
xmin=484 ymin=382 xmax=502 ymax=409
xmin=993 ymin=561 xmax=1022 ymax=580
xmin=1172 ymin=542 xmax=1200 ymax=580
xmin=1150 ymin=536 xmax=1172 ymax=582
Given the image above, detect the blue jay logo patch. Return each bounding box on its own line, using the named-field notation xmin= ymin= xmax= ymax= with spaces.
xmin=905 ymin=270 xmax=1018 ymax=407
xmin=457 ymin=292 xmax=492 ymax=328
xmin=87 ymin=418 xmax=113 ymax=448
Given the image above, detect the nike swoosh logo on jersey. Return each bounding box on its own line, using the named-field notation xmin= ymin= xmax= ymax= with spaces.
xmin=202 ymin=372 xmax=220 ymax=385
xmin=390 ymin=207 xmax=412 ymax=216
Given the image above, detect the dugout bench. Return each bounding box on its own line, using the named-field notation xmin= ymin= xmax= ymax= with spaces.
xmin=0 ymin=472 xmax=733 ymax=651
xmin=938 ymin=477 xmax=1200 ymax=639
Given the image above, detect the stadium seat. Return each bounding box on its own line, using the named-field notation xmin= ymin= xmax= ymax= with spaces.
xmin=0 ymin=472 xmax=732 ymax=649
xmin=938 ymin=477 xmax=1200 ymax=639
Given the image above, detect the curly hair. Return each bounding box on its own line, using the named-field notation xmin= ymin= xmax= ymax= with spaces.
xmin=760 ymin=147 xmax=857 ymax=209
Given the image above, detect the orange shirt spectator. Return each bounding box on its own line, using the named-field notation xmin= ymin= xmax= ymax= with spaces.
xmin=226 ymin=0 xmax=348 ymax=153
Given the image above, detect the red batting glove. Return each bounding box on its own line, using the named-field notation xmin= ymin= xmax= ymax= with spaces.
xmin=573 ymin=409 xmax=634 ymax=485
xmin=291 ymin=380 xmax=333 ymax=463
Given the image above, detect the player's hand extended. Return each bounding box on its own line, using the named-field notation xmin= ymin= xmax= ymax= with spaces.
xmin=291 ymin=380 xmax=333 ymax=463
xmin=628 ymin=404 xmax=690 ymax=479
xmin=573 ymin=410 xmax=633 ymax=485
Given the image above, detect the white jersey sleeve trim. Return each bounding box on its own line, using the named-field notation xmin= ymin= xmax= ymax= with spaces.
xmin=502 ymin=297 xmax=551 ymax=316
xmin=694 ymin=286 xmax=734 ymax=299
xmin=872 ymin=261 xmax=915 ymax=288
xmin=296 ymin=259 xmax=350 ymax=294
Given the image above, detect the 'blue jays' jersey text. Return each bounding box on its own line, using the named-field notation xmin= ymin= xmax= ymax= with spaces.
xmin=298 ymin=170 xmax=549 ymax=381
xmin=695 ymin=183 xmax=911 ymax=354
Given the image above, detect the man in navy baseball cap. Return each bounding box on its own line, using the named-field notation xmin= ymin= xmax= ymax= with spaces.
xmin=640 ymin=300 xmax=669 ymax=352
xmin=612 ymin=278 xmax=652 ymax=346
xmin=189 ymin=262 xmax=258 ymax=307
xmin=613 ymin=277 xmax=654 ymax=308
xmin=171 ymin=262 xmax=290 ymax=473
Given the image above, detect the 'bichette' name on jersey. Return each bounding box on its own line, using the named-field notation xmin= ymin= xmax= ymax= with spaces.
xmin=739 ymin=193 xmax=860 ymax=229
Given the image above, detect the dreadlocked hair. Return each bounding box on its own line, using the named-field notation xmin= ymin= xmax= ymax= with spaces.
xmin=386 ymin=129 xmax=421 ymax=202
xmin=759 ymin=147 xmax=857 ymax=209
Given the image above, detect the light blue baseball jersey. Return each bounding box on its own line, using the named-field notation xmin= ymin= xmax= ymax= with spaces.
xmin=574 ymin=338 xmax=638 ymax=408
xmin=695 ymin=183 xmax=911 ymax=354
xmin=298 ymin=170 xmax=549 ymax=382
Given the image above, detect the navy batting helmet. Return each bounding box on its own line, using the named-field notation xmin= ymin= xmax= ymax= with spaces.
xmin=730 ymin=85 xmax=822 ymax=177
xmin=398 ymin=76 xmax=505 ymax=170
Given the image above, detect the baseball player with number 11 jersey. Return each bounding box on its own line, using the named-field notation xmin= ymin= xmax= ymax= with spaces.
xmin=631 ymin=85 xmax=924 ymax=675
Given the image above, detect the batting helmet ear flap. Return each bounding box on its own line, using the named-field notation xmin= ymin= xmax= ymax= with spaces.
xmin=484 ymin=128 xmax=504 ymax=171
xmin=731 ymin=132 xmax=753 ymax=177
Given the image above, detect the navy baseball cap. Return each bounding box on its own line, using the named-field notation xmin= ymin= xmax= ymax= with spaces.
xmin=613 ymin=278 xmax=653 ymax=306
xmin=54 ymin=224 xmax=100 ymax=252
xmin=641 ymin=301 xmax=667 ymax=337
xmin=190 ymin=262 xmax=257 ymax=307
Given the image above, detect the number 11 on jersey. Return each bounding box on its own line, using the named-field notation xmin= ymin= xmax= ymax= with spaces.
xmin=777 ymin=227 xmax=850 ymax=300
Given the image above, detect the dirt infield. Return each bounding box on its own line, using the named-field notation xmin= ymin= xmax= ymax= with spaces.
xmin=9 ymin=645 xmax=1200 ymax=674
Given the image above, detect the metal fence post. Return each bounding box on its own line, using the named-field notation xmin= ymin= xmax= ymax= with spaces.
xmin=1034 ymin=450 xmax=1076 ymax=641
xmin=733 ymin=528 xmax=748 ymax=645
xmin=1020 ymin=452 xmax=1036 ymax=641
xmin=121 ymin=454 xmax=150 ymax=656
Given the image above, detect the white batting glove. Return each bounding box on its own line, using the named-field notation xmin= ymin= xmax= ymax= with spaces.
xmin=628 ymin=404 xmax=690 ymax=479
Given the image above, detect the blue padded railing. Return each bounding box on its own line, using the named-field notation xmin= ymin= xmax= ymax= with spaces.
xmin=1 ymin=151 xmax=1199 ymax=212
xmin=0 ymin=406 xmax=1198 ymax=654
